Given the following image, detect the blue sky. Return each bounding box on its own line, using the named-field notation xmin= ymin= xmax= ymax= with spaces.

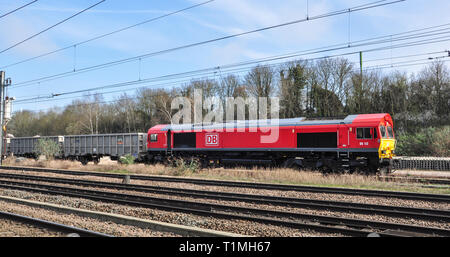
xmin=1 ymin=0 xmax=450 ymax=113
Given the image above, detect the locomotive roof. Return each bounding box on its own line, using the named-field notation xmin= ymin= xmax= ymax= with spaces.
xmin=148 ymin=113 xmax=393 ymax=132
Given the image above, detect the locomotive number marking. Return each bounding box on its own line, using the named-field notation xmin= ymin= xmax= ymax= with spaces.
xmin=206 ymin=134 xmax=219 ymax=146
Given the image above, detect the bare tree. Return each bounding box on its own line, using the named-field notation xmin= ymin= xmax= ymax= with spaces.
xmin=245 ymin=65 xmax=275 ymax=98
xmin=331 ymin=58 xmax=353 ymax=109
xmin=153 ymin=88 xmax=177 ymax=123
xmin=279 ymin=60 xmax=308 ymax=118
xmin=420 ymin=60 xmax=450 ymax=117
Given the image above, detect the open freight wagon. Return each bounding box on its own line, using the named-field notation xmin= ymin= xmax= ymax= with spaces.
xmin=63 ymin=133 xmax=147 ymax=164
xmin=8 ymin=133 xmax=147 ymax=165
xmin=8 ymin=136 xmax=64 ymax=158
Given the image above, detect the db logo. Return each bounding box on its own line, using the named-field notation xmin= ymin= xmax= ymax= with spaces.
xmin=205 ymin=134 xmax=219 ymax=146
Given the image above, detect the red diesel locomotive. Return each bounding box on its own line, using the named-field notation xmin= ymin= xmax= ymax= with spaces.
xmin=146 ymin=113 xmax=396 ymax=173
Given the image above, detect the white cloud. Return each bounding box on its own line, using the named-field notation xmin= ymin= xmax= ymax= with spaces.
xmin=25 ymin=4 xmax=168 ymax=15
xmin=205 ymin=41 xmax=275 ymax=68
xmin=0 ymin=16 xmax=59 ymax=56
xmin=187 ymin=0 xmax=333 ymax=45
xmin=180 ymin=14 xmax=249 ymax=36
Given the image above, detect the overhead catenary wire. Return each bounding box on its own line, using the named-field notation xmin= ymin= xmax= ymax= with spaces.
xmin=0 ymin=0 xmax=38 ymax=19
xmin=246 ymin=25 xmax=450 ymax=66
xmin=364 ymin=55 xmax=450 ymax=70
xmin=8 ymin=0 xmax=405 ymax=87
xmin=0 ymin=0 xmax=215 ymax=69
xmin=9 ymin=1 xmax=450 ymax=113
xmin=16 ymin=25 xmax=450 ymax=92
xmin=13 ymin=55 xmax=450 ymax=114
xmin=14 ymin=44 xmax=448 ymax=105
xmin=12 ymin=22 xmax=450 ymax=100
xmin=362 ymin=51 xmax=444 ymax=63
xmin=0 ymin=0 xmax=106 ymax=54
xmin=12 ymin=26 xmax=450 ymax=103
xmin=15 ymin=76 xmax=212 ymax=105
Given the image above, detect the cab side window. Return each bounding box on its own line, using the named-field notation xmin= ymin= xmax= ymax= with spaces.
xmin=150 ymin=134 xmax=158 ymax=142
xmin=356 ymin=128 xmax=372 ymax=139
xmin=380 ymin=126 xmax=386 ymax=138
xmin=387 ymin=126 xmax=394 ymax=138
xmin=357 ymin=128 xmax=363 ymax=139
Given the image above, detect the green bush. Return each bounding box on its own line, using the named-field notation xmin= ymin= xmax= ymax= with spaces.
xmin=34 ymin=138 xmax=61 ymax=160
xmin=173 ymin=158 xmax=200 ymax=176
xmin=119 ymin=154 xmax=135 ymax=165
xmin=396 ymin=126 xmax=449 ymax=156
xmin=431 ymin=126 xmax=450 ymax=157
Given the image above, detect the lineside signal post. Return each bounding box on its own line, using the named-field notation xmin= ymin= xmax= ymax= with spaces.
xmin=0 ymin=71 xmax=12 ymax=165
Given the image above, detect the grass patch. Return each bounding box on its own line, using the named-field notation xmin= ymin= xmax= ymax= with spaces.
xmin=118 ymin=154 xmax=135 ymax=165
xmin=97 ymin=169 xmax=130 ymax=174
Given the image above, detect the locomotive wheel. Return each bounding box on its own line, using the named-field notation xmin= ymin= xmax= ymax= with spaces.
xmin=199 ymin=158 xmax=211 ymax=169
xmin=319 ymin=166 xmax=333 ymax=174
xmin=379 ymin=165 xmax=393 ymax=175
xmin=282 ymin=158 xmax=295 ymax=169
xmin=80 ymin=159 xmax=88 ymax=165
xmin=351 ymin=167 xmax=362 ymax=174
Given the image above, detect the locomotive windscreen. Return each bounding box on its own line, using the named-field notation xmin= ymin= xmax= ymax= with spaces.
xmin=173 ymin=132 xmax=196 ymax=148
xmin=297 ymin=132 xmax=337 ymax=148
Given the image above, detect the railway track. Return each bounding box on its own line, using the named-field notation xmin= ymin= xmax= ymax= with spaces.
xmin=0 ymin=176 xmax=448 ymax=237
xmin=0 ymin=172 xmax=448 ymax=223
xmin=1 ymin=165 xmax=449 ymax=202
xmin=0 ymin=210 xmax=113 ymax=237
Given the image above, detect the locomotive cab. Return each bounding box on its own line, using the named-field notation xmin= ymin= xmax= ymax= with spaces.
xmin=349 ymin=113 xmax=396 ymax=172
xmin=378 ymin=122 xmax=396 ymax=161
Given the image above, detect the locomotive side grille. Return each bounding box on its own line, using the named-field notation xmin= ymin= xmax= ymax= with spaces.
xmin=173 ymin=132 xmax=196 ymax=148
xmin=297 ymin=132 xmax=338 ymax=148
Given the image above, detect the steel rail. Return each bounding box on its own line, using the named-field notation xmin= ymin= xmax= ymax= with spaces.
xmin=0 ymin=179 xmax=448 ymax=237
xmin=0 ymin=210 xmax=113 ymax=237
xmin=0 ymin=180 xmax=373 ymax=237
xmin=1 ymin=166 xmax=449 ymax=202
xmin=0 ymin=172 xmax=448 ymax=222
